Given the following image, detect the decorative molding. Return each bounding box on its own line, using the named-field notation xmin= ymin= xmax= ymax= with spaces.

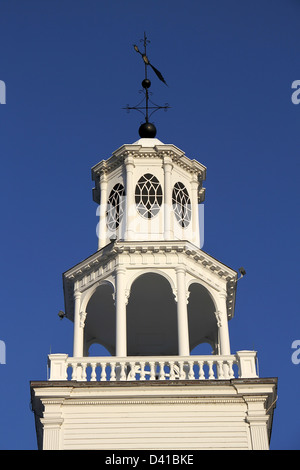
xmin=215 ymin=310 xmax=222 ymax=328
xmin=91 ymin=144 xmax=206 ymax=186
xmin=60 ymin=397 xmax=247 ymax=406
xmin=79 ymin=311 xmax=87 ymax=328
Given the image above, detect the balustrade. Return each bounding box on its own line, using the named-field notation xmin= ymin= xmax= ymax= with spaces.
xmin=48 ymin=351 xmax=258 ymax=382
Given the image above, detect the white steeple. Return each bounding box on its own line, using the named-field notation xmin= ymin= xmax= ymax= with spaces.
xmin=31 ymin=133 xmax=277 ymax=451
xmin=30 ymin=34 xmax=277 ymax=450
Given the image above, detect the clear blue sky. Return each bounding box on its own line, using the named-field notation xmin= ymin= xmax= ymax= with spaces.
xmin=0 ymin=0 xmax=299 ymax=450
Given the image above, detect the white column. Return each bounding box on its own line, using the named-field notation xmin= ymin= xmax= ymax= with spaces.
xmin=163 ymin=154 xmax=173 ymax=240
xmin=216 ymin=292 xmax=231 ymax=355
xmin=124 ymin=154 xmax=135 ymax=240
xmin=246 ymin=399 xmax=270 ymax=449
xmin=98 ymin=172 xmax=108 ymax=250
xmin=176 ymin=267 xmax=190 ymax=356
xmin=190 ymin=173 xmax=200 ymax=247
xmin=73 ymin=290 xmax=83 ymax=357
xmin=115 ymin=266 xmax=127 ymax=357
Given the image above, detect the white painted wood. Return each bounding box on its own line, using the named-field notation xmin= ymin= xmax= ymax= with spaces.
xmin=31 ymin=379 xmax=277 ymax=450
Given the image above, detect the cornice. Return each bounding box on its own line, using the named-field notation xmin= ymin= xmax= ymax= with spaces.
xmin=62 ymin=240 xmax=237 ymax=321
xmin=63 ymin=241 xmax=237 ymax=282
xmin=91 ymin=143 xmax=207 ymax=180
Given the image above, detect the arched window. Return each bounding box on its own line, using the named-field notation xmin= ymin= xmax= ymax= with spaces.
xmin=106 ymin=183 xmax=125 ymax=230
xmin=172 ymin=182 xmax=191 ymax=228
xmin=135 ymin=173 xmax=163 ymax=219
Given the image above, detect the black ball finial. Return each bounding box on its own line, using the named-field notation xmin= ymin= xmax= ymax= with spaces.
xmin=138 ymin=122 xmax=157 ymax=138
xmin=142 ymin=78 xmax=151 ymax=89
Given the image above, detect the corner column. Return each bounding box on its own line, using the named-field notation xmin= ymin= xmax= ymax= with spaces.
xmin=98 ymin=172 xmax=108 ymax=250
xmin=73 ymin=290 xmax=83 ymax=357
xmin=176 ymin=266 xmax=190 ymax=356
xmin=163 ymin=154 xmax=173 ymax=240
xmin=40 ymin=408 xmax=63 ymax=450
xmin=115 ymin=266 xmax=127 ymax=357
xmin=215 ymin=291 xmax=231 ymax=355
xmin=124 ymin=154 xmax=135 ymax=241
xmin=246 ymin=399 xmax=270 ymax=449
xmin=190 ymin=173 xmax=200 ymax=247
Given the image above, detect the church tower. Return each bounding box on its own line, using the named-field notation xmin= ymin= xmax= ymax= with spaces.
xmin=30 ymin=36 xmax=277 ymax=451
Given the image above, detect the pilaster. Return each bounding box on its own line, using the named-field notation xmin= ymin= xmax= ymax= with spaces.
xmin=245 ymin=397 xmax=270 ymax=450
xmin=40 ymin=399 xmax=64 ymax=450
xmin=163 ymin=154 xmax=173 ymax=240
xmin=97 ymin=172 xmax=108 ymax=250
xmin=124 ymin=154 xmax=135 ymax=241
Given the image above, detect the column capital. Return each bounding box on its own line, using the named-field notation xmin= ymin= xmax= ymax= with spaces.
xmin=115 ymin=265 xmax=126 ymax=275
xmin=163 ymin=154 xmax=173 ymax=167
xmin=74 ymin=290 xmax=81 ymax=300
xmin=99 ymin=172 xmax=108 ymax=183
xmin=190 ymin=173 xmax=199 ymax=185
xmin=175 ymin=265 xmax=186 ymax=275
xmin=124 ymin=154 xmax=135 ymax=167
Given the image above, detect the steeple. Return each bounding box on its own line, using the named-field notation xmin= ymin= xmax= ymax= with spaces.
xmin=30 ymin=36 xmax=277 ymax=451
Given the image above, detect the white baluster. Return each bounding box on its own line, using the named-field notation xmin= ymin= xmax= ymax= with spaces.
xmin=90 ymin=363 xmax=97 ymax=381
xmin=81 ymin=363 xmax=87 ymax=381
xmin=120 ymin=361 xmax=126 ymax=381
xmin=227 ymin=360 xmax=235 ymax=379
xmin=217 ymin=360 xmax=225 ymax=379
xmin=208 ymin=360 xmax=215 ymax=380
xmin=140 ymin=361 xmax=146 ymax=380
xmin=169 ymin=361 xmax=175 ymax=380
xmin=100 ymin=362 xmax=106 ymax=381
xmin=159 ymin=361 xmax=165 ymax=380
xmin=198 ymin=361 xmax=205 ymax=380
xmin=110 ymin=362 xmax=116 ymax=381
xmin=149 ymin=361 xmax=155 ymax=380
xmin=179 ymin=360 xmax=185 ymax=379
xmin=128 ymin=361 xmax=136 ymax=380
xmin=188 ymin=360 xmax=195 ymax=380
xmin=71 ymin=363 xmax=77 ymax=381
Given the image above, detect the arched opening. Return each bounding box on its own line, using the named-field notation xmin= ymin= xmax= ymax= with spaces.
xmin=127 ymin=273 xmax=178 ymax=356
xmin=84 ymin=283 xmax=115 ymax=356
xmin=190 ymin=343 xmax=214 ymax=355
xmin=88 ymin=343 xmax=111 ymax=357
xmin=188 ymin=283 xmax=218 ymax=354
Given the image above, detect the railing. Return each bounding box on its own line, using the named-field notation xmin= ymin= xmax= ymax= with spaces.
xmin=48 ymin=351 xmax=258 ymax=382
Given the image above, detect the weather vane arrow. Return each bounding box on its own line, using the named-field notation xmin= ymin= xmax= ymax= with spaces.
xmin=133 ymin=42 xmax=167 ymax=86
xmin=123 ymin=32 xmax=170 ymax=138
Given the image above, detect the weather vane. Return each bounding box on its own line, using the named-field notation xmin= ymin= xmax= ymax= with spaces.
xmin=123 ymin=32 xmax=170 ymax=138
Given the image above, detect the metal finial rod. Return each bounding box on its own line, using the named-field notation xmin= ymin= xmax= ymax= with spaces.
xmin=143 ymin=32 xmax=148 ymax=81
xmin=125 ymin=33 xmax=170 ymax=138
